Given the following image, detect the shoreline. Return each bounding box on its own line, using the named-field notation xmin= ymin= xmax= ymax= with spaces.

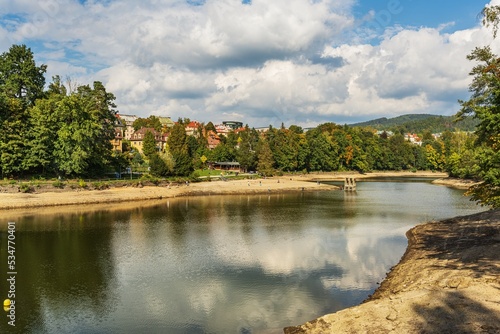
xmin=0 ymin=177 xmax=338 ymax=211
xmin=284 ymin=209 xmax=500 ymax=334
xmin=0 ymin=171 xmax=455 ymax=211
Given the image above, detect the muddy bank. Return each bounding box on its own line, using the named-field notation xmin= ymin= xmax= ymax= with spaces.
xmin=284 ymin=209 xmax=500 ymax=334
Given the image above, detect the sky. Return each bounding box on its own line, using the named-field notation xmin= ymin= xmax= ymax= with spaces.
xmin=1 ymin=0 xmax=499 ymax=127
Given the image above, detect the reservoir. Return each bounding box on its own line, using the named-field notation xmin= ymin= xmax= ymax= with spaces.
xmin=0 ymin=180 xmax=486 ymax=333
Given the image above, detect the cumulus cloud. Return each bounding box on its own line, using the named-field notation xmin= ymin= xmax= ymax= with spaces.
xmin=1 ymin=0 xmax=497 ymax=126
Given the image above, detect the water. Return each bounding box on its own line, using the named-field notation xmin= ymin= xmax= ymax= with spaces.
xmin=0 ymin=180 xmax=485 ymax=333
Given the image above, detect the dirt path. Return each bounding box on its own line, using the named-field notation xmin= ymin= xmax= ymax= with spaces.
xmin=284 ymin=209 xmax=500 ymax=334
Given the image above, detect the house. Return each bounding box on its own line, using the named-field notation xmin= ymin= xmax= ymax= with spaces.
xmin=185 ymin=121 xmax=201 ymax=136
xmin=405 ymin=133 xmax=422 ymax=146
xmin=206 ymin=130 xmax=221 ymax=150
xmin=111 ymin=116 xmax=126 ymax=152
xmin=112 ymin=127 xmax=124 ymax=152
xmin=117 ymin=114 xmax=138 ymax=140
xmin=215 ymin=124 xmax=232 ymax=136
xmin=130 ymin=127 xmax=168 ymax=154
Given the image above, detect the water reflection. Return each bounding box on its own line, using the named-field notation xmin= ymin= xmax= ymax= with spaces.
xmin=0 ymin=181 xmax=485 ymax=333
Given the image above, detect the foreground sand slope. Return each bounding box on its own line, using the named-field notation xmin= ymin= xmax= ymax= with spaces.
xmin=284 ymin=209 xmax=500 ymax=334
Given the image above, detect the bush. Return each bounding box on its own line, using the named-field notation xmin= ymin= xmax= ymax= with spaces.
xmin=52 ymin=180 xmax=65 ymax=188
xmin=78 ymin=179 xmax=87 ymax=189
xmin=91 ymin=181 xmax=109 ymax=190
xmin=19 ymin=184 xmax=34 ymax=193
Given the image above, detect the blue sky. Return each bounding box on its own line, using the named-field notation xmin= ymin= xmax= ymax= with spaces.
xmin=0 ymin=0 xmax=498 ymax=127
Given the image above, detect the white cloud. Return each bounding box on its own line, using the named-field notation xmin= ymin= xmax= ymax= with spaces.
xmin=1 ymin=0 xmax=498 ymax=126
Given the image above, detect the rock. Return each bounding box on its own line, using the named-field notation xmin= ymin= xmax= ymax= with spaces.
xmin=386 ymin=310 xmax=398 ymax=321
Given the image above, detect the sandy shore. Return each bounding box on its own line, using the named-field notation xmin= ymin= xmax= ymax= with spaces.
xmin=0 ymin=171 xmax=458 ymax=211
xmin=0 ymin=177 xmax=338 ymax=210
xmin=284 ymin=209 xmax=500 ymax=334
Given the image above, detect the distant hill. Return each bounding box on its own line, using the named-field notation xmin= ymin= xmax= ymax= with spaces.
xmin=350 ymin=114 xmax=478 ymax=133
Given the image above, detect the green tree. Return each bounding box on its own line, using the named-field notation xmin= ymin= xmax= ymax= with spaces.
xmin=205 ymin=121 xmax=216 ymax=132
xmin=142 ymin=130 xmax=157 ymax=158
xmin=0 ymin=44 xmax=47 ymax=107
xmin=133 ymin=115 xmax=162 ymax=132
xmin=306 ymin=128 xmax=339 ymax=171
xmin=0 ymin=45 xmax=47 ymax=176
xmin=236 ymin=127 xmax=257 ymax=172
xmin=457 ymin=5 xmax=500 ymax=207
xmin=149 ymin=153 xmax=169 ymax=177
xmin=256 ymin=137 xmax=275 ymax=176
xmin=30 ymin=80 xmax=118 ymax=176
xmin=167 ymin=122 xmax=193 ymax=175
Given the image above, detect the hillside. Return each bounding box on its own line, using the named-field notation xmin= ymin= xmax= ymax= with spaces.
xmin=350 ymin=114 xmax=478 ymax=133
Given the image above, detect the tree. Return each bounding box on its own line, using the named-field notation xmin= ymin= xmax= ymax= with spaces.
xmin=0 ymin=45 xmax=47 ymax=176
xmin=142 ymin=130 xmax=157 ymax=158
xmin=256 ymin=137 xmax=275 ymax=176
xmin=34 ymin=80 xmax=117 ymax=176
xmin=0 ymin=44 xmax=47 ymax=107
xmin=236 ymin=127 xmax=257 ymax=172
xmin=149 ymin=153 xmax=169 ymax=177
xmin=457 ymin=5 xmax=500 ymax=207
xmin=133 ymin=115 xmax=162 ymax=132
xmin=205 ymin=121 xmax=216 ymax=132
xmin=167 ymin=122 xmax=193 ymax=175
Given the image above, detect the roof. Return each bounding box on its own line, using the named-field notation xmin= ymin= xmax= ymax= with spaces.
xmin=214 ymin=161 xmax=240 ymax=166
xmin=117 ymin=114 xmax=138 ymax=123
xmin=158 ymin=116 xmax=175 ymax=126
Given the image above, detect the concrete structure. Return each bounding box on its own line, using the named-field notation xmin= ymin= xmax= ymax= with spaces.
xmin=344 ymin=177 xmax=356 ymax=191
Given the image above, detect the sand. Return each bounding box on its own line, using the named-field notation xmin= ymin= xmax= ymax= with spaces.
xmin=0 ymin=177 xmax=338 ymax=210
xmin=284 ymin=209 xmax=500 ymax=334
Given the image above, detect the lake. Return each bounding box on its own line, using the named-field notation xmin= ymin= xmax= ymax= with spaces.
xmin=0 ymin=180 xmax=486 ymax=333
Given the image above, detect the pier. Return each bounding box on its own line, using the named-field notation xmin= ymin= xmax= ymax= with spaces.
xmin=344 ymin=177 xmax=356 ymax=191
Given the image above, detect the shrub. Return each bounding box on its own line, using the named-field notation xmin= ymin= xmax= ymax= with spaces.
xmin=78 ymin=179 xmax=87 ymax=189
xmin=52 ymin=180 xmax=65 ymax=189
xmin=91 ymin=181 xmax=109 ymax=190
xmin=19 ymin=184 xmax=34 ymax=193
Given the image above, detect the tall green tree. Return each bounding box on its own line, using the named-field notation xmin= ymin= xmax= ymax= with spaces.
xmin=236 ymin=127 xmax=257 ymax=172
xmin=457 ymin=5 xmax=500 ymax=207
xmin=256 ymin=137 xmax=275 ymax=176
xmin=0 ymin=45 xmax=47 ymax=176
xmin=0 ymin=44 xmax=47 ymax=107
xmin=142 ymin=130 xmax=157 ymax=158
xmin=167 ymin=122 xmax=193 ymax=175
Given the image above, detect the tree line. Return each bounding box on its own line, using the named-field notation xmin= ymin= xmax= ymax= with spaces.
xmin=142 ymin=121 xmax=479 ymax=179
